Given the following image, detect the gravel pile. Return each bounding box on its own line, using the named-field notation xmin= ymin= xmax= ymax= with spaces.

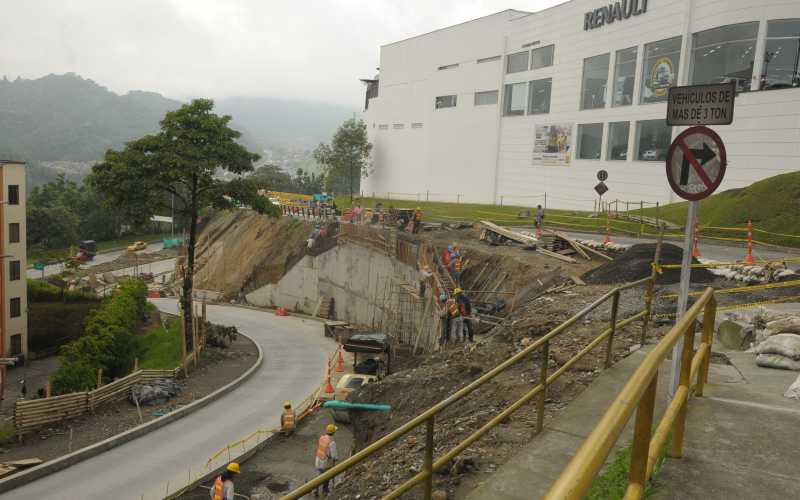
xmin=582 ymin=243 xmax=714 ymax=285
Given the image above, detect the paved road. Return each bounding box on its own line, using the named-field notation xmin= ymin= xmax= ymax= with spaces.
xmin=27 ymin=241 xmax=166 ymax=279
xmin=3 ymin=301 xmax=334 ymax=500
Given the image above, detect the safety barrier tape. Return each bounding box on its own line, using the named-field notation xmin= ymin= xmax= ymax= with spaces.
xmin=658 ymin=256 xmax=800 ymax=270
xmin=652 ymin=294 xmax=800 ymax=319
xmin=659 ymin=278 xmax=800 ymax=300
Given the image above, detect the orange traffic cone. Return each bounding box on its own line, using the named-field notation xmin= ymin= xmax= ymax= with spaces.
xmin=744 ymin=219 xmax=755 ymax=264
xmin=335 ymin=346 xmax=345 ymax=373
xmin=324 ymin=362 xmax=335 ymax=394
xmin=603 ymin=213 xmax=611 ymax=245
xmin=692 ymin=217 xmax=701 ymax=258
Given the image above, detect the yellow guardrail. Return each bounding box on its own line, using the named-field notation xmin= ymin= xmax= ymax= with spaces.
xmin=281 ymin=276 xmax=656 ymax=500
xmin=545 ymin=287 xmax=716 ymax=499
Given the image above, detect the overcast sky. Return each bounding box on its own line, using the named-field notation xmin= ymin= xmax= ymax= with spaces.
xmin=1 ymin=0 xmax=565 ymax=108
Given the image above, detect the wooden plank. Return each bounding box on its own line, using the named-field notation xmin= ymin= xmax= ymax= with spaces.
xmin=575 ymin=241 xmax=614 ymax=261
xmin=546 ymin=229 xmax=591 ymax=260
xmin=570 ymin=275 xmax=587 ymax=286
xmin=0 ymin=465 xmax=16 ymax=479
xmin=536 ymin=248 xmax=577 ymax=263
xmin=479 ymin=221 xmax=537 ymax=246
xmin=2 ymin=458 xmax=43 ymax=468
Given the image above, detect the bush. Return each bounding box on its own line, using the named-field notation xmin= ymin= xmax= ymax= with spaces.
xmin=51 ymin=279 xmax=147 ymax=394
xmin=28 ymin=302 xmax=100 ymax=354
xmin=206 ymin=322 xmax=239 ymax=348
xmin=28 ymin=279 xmax=98 ymax=303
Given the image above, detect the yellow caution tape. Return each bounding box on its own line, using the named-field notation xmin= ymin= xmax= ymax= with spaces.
xmin=660 ymin=278 xmax=800 ymax=300
xmin=652 ymin=294 xmax=800 ymax=319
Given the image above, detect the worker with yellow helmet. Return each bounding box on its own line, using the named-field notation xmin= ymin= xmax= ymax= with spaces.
xmin=210 ymin=462 xmax=239 ymax=500
xmin=413 ymin=206 xmax=423 ymax=234
xmin=314 ymin=424 xmax=339 ymax=496
xmin=449 ymin=288 xmax=464 ymax=343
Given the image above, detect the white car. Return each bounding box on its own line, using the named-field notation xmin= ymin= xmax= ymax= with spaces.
xmin=642 ymin=149 xmax=658 ymax=160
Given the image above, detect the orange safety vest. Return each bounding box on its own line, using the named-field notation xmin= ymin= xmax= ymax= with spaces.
xmin=414 ymin=210 xmax=422 ymax=221
xmin=316 ymin=434 xmax=331 ymax=460
xmin=212 ymin=476 xmax=224 ymax=500
xmin=282 ymin=409 xmax=296 ymax=430
xmin=454 ymin=258 xmax=463 ymax=272
xmin=448 ymin=301 xmax=460 ymax=318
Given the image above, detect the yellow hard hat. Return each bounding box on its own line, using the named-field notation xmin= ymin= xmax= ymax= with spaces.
xmin=453 ymin=288 xmax=462 ymax=295
xmin=283 ymin=401 xmax=292 ymax=408
xmin=226 ymin=462 xmax=241 ymax=474
xmin=326 ymin=423 xmax=338 ymax=434
xmin=416 ymin=206 xmax=421 ymax=210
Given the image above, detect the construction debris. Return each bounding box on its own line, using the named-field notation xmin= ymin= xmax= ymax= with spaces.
xmin=582 ymin=243 xmax=714 ymax=285
xmin=129 ymin=379 xmax=181 ymax=406
xmin=479 ymin=221 xmax=537 ymax=247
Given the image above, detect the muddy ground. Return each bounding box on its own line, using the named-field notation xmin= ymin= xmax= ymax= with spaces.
xmin=0 ymin=335 xmax=257 ymax=464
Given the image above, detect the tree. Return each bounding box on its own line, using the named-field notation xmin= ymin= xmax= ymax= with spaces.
xmin=90 ymin=99 xmax=278 ymax=346
xmin=313 ymin=118 xmax=372 ymax=200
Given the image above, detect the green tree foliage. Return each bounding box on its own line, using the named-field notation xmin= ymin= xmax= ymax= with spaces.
xmin=249 ymin=164 xmax=325 ymax=194
xmin=51 ymin=279 xmax=147 ymax=394
xmin=313 ymin=118 xmax=372 ymax=200
xmin=90 ymin=99 xmax=279 ymax=345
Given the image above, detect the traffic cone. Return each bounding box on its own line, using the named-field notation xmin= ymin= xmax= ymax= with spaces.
xmin=744 ymin=219 xmax=755 ymax=264
xmin=603 ymin=214 xmax=611 ymax=245
xmin=692 ymin=217 xmax=701 ymax=258
xmin=535 ymin=224 xmax=542 ymax=239
xmin=324 ymin=362 xmax=335 ymax=394
xmin=335 ymin=345 xmax=345 ymax=373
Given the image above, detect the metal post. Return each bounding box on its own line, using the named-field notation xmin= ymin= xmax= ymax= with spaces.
xmin=639 ymin=201 xmax=645 ymax=237
xmin=424 ymin=416 xmax=435 ymax=500
xmin=544 ymin=192 xmax=547 ymax=210
xmin=641 ymin=231 xmax=663 ymax=345
xmin=537 ymin=340 xmax=550 ymax=433
xmin=500 ymin=196 xmax=504 ymax=207
xmin=696 ymin=296 xmax=716 ymax=397
xmin=605 ymin=290 xmax=620 ymax=368
xmin=629 ymin=373 xmax=658 ymax=497
xmin=670 ymin=200 xmax=699 ymax=396
xmin=426 ymin=190 xmax=429 ymax=202
xmin=671 ymin=321 xmax=696 ymax=458
xmin=656 ymin=201 xmax=661 ymax=230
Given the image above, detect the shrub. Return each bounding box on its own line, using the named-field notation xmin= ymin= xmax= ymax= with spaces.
xmin=51 ymin=279 xmax=147 ymax=395
xmin=206 ymin=322 xmax=239 ymax=348
xmin=28 ymin=279 xmax=98 ymax=303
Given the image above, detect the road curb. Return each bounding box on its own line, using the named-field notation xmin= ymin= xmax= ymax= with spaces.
xmin=0 ymin=330 xmax=264 ymax=494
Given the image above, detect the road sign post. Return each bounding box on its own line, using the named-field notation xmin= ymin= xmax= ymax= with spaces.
xmin=665 ymin=124 xmax=728 ymax=396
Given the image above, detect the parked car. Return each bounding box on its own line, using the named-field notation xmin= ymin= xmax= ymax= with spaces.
xmin=334 ymin=373 xmax=378 ymax=402
xmin=127 ymin=240 xmax=147 ymax=252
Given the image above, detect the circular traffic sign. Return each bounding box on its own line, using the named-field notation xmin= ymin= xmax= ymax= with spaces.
xmin=597 ymin=170 xmax=608 ymax=182
xmin=665 ymin=126 xmax=727 ymax=201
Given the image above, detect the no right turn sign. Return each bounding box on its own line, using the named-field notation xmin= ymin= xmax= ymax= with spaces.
xmin=665 ymin=126 xmax=727 ymax=201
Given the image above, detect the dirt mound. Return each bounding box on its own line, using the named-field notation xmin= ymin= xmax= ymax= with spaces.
xmin=582 ymin=243 xmax=714 ymax=285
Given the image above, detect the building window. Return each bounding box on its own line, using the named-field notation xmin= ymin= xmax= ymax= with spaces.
xmin=506 ymin=51 xmax=530 ymax=74
xmin=378 ymin=124 xmax=388 ymax=130
xmin=10 ymin=334 xmax=21 ymax=356
xmin=7 ymin=185 xmax=18 ymax=205
xmin=503 ymin=83 xmax=528 ymax=116
xmin=9 ymin=223 xmax=19 ymax=243
xmin=581 ymin=53 xmax=610 ymax=109
xmin=528 ymin=78 xmax=552 ymax=114
xmin=411 ymin=122 xmax=424 ymax=129
xmin=438 ymin=63 xmax=459 ymax=70
xmin=636 ymin=120 xmax=672 ymax=161
xmin=613 ymin=47 xmax=637 ymax=106
xmin=9 ymin=260 xmax=20 ymax=281
xmin=641 ymin=36 xmax=682 ymax=104
xmin=392 ymin=123 xmax=404 ymax=129
xmin=10 ymin=297 xmax=20 ymax=318
xmin=477 ymin=55 xmax=501 ymax=63
xmin=692 ymin=22 xmax=758 ymax=92
xmin=578 ymin=123 xmax=603 ymax=159
xmin=762 ymin=19 xmax=800 ymax=90
xmin=607 ymin=122 xmax=630 ymax=161
xmin=474 ymin=90 xmax=499 ymax=106
xmin=435 ymin=95 xmax=457 ymax=109
xmin=532 ymin=45 xmax=555 ymax=69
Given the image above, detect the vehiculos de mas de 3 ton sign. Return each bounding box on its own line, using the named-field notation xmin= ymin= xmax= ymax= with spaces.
xmin=667 ymin=82 xmax=736 ymax=126
xmin=584 ymin=0 xmax=648 ymax=30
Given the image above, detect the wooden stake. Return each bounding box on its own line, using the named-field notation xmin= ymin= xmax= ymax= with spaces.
xmin=180 ymin=312 xmax=188 ymax=378
xmin=45 ymin=382 xmax=52 ymax=398
xmin=96 ymin=368 xmax=103 ymax=388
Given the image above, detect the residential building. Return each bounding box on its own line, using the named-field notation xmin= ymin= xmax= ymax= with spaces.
xmin=0 ymin=161 xmax=27 ymax=375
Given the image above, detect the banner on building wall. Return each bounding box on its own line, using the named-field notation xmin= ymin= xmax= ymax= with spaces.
xmin=533 ymin=123 xmax=573 ymax=166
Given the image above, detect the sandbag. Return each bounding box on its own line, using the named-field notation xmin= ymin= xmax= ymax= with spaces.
xmin=765 ymin=317 xmax=800 ymax=334
xmin=784 ymin=374 xmax=800 ymax=400
xmin=756 ymin=354 xmax=800 ymax=371
xmin=754 ymin=333 xmax=800 ymax=360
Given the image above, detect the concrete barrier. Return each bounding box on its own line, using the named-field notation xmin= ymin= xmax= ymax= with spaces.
xmin=0 ymin=331 xmax=264 ymax=494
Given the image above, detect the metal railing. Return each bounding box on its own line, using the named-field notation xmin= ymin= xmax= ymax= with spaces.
xmin=280 ymin=275 xmax=655 ymax=500
xmin=545 ymin=287 xmax=716 ymax=500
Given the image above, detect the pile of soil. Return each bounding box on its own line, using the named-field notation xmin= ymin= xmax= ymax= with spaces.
xmin=582 ymin=243 xmax=714 ymax=285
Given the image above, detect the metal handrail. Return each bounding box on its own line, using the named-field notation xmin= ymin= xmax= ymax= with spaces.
xmin=280 ymin=275 xmax=655 ymax=500
xmin=545 ymin=287 xmax=716 ymax=500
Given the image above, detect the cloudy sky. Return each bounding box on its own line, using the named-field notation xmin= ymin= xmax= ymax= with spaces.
xmin=1 ymin=0 xmax=565 ymax=108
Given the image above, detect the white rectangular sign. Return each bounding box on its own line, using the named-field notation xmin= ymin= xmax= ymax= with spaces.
xmin=667 ymin=83 xmax=735 ymax=126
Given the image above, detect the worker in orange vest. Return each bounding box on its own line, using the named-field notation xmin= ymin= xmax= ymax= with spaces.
xmin=413 ymin=207 xmax=423 ymax=234
xmin=315 ymin=424 xmax=339 ymax=496
xmin=453 ymin=254 xmax=464 ymax=286
xmin=210 ymin=462 xmax=239 ymax=500
xmin=448 ymin=292 xmax=463 ymax=343
xmin=281 ymin=401 xmax=296 ymax=435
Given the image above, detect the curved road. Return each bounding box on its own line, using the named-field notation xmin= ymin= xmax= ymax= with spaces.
xmin=4 ymin=300 xmax=334 ymax=500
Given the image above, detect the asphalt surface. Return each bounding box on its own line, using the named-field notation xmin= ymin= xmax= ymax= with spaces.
xmin=27 ymin=241 xmax=167 ymax=279
xmin=3 ymin=300 xmax=334 ymax=500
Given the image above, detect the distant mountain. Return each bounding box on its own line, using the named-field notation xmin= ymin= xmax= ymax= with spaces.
xmin=216 ymin=96 xmax=357 ymax=150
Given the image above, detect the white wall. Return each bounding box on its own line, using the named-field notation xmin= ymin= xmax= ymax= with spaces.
xmin=364 ymin=0 xmax=800 ymax=211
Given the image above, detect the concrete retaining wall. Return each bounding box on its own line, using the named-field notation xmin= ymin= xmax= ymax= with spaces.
xmin=245 ymin=243 xmax=419 ymax=327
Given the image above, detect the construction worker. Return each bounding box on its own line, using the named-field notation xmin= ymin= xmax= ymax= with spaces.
xmin=419 ymin=265 xmax=432 ymax=298
xmin=281 ymin=401 xmax=296 ymax=435
xmin=453 ymin=254 xmax=464 ymax=286
xmin=457 ymin=290 xmax=474 ymax=342
xmin=441 ymin=245 xmax=452 ymax=268
xmin=449 ymin=289 xmax=464 ymax=342
xmin=413 ymin=206 xmax=423 ymax=234
xmin=210 ymin=462 xmax=239 ymax=500
xmin=315 ymin=424 xmax=339 ymax=496
xmin=535 ymin=205 xmax=545 ymax=231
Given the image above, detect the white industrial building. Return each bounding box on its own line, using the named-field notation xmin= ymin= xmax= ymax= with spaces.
xmin=361 ymin=0 xmax=800 ymax=209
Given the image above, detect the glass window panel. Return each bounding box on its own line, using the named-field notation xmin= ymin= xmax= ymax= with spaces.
xmin=607 ymin=122 xmax=630 ymax=161
xmin=640 ymin=36 xmax=682 ymax=103
xmin=636 ymin=120 xmax=672 ymax=161
xmin=532 ymin=45 xmax=555 ymax=69
xmin=581 ymin=53 xmax=610 ymax=109
xmin=503 ymin=83 xmax=528 ymax=116
xmin=613 ymin=47 xmax=637 ymax=106
xmin=692 ymin=22 xmax=758 ymax=92
xmin=435 ymin=95 xmax=457 ymax=109
xmin=474 ymin=90 xmax=499 ymax=106
xmin=528 ymin=78 xmax=551 ymax=114
xmin=578 ymin=123 xmax=603 ymax=159
xmin=506 ymin=51 xmax=530 ymax=74
xmin=762 ymin=19 xmax=800 ymax=90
